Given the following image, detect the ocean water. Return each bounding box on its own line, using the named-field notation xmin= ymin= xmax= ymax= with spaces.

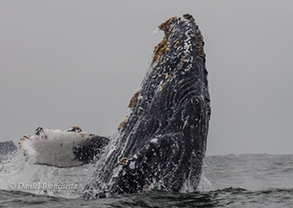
xmin=1 ymin=152 xmax=293 ymax=208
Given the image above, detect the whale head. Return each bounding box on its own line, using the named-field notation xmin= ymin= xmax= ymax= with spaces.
xmin=84 ymin=14 xmax=211 ymax=199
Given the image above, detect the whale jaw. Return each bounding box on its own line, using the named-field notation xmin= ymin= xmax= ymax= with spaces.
xmin=84 ymin=14 xmax=211 ymax=199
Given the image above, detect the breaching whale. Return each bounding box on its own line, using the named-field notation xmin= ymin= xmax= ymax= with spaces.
xmin=19 ymin=14 xmax=211 ymax=199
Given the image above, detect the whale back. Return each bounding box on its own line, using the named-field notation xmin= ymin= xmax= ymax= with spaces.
xmin=84 ymin=14 xmax=211 ymax=199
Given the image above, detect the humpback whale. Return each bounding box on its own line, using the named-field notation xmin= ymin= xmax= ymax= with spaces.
xmin=19 ymin=14 xmax=211 ymax=199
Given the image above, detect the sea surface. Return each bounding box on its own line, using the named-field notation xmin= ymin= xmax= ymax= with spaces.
xmin=1 ymin=152 xmax=293 ymax=208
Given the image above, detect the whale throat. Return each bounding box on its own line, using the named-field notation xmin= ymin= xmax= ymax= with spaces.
xmin=83 ymin=14 xmax=211 ymax=199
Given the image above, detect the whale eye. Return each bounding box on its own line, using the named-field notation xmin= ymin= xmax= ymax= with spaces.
xmin=35 ymin=127 xmax=43 ymax=135
xmin=191 ymin=97 xmax=200 ymax=105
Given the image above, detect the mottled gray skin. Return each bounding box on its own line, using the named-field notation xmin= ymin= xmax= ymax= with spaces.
xmin=84 ymin=14 xmax=211 ymax=199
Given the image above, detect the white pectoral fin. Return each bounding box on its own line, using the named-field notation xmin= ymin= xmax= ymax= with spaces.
xmin=32 ymin=136 xmax=85 ymax=167
xmin=20 ymin=127 xmax=103 ymax=168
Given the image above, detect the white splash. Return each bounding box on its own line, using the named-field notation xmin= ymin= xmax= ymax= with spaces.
xmin=197 ymin=172 xmax=214 ymax=192
xmin=0 ymin=150 xmax=93 ymax=198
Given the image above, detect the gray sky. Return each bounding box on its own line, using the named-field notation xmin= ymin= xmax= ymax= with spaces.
xmin=1 ymin=0 xmax=293 ymax=155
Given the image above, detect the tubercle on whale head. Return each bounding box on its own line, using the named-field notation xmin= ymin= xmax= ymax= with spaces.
xmin=128 ymin=88 xmax=141 ymax=108
xmin=118 ymin=114 xmax=129 ymax=130
xmin=158 ymin=16 xmax=176 ymax=33
xmin=152 ymin=14 xmax=204 ymax=65
xmin=117 ymin=88 xmax=142 ymax=131
xmin=151 ymin=17 xmax=175 ymax=64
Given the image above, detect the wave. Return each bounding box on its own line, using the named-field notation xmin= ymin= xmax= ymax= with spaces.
xmin=1 ymin=187 xmax=293 ymax=208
